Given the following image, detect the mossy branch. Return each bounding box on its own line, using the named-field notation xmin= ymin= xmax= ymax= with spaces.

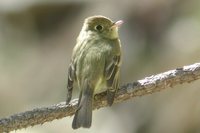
xmin=1 ymin=63 xmax=200 ymax=132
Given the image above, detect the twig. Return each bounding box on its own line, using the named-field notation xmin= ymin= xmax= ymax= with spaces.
xmin=0 ymin=63 xmax=200 ymax=132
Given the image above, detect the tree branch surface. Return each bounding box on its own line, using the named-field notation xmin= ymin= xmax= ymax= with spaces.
xmin=1 ymin=63 xmax=200 ymax=132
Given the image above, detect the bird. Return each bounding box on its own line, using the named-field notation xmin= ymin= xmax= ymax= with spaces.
xmin=66 ymin=15 xmax=123 ymax=129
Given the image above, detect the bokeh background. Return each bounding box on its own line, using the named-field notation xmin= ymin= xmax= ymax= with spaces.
xmin=0 ymin=0 xmax=200 ymax=133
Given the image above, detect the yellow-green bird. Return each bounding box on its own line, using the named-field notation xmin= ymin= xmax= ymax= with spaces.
xmin=66 ymin=15 xmax=123 ymax=129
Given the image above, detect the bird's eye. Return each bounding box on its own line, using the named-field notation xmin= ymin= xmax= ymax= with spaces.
xmin=95 ymin=25 xmax=103 ymax=31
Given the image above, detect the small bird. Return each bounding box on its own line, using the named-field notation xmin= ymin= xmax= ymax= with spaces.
xmin=66 ymin=15 xmax=123 ymax=129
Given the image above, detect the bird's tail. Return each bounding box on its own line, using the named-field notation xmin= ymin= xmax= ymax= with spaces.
xmin=72 ymin=82 xmax=93 ymax=129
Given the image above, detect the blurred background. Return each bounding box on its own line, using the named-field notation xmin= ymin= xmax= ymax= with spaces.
xmin=0 ymin=0 xmax=200 ymax=133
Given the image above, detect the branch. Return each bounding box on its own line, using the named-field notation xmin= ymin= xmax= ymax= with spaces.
xmin=1 ymin=63 xmax=200 ymax=132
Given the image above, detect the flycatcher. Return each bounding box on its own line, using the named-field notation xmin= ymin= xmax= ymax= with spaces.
xmin=66 ymin=15 xmax=123 ymax=129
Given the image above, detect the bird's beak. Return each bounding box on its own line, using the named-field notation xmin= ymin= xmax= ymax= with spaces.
xmin=111 ymin=20 xmax=123 ymax=29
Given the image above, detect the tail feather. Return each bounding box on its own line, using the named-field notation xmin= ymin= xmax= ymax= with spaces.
xmin=72 ymin=84 xmax=93 ymax=129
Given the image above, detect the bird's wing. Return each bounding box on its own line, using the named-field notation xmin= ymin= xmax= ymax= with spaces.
xmin=66 ymin=40 xmax=82 ymax=104
xmin=105 ymin=55 xmax=120 ymax=81
xmin=105 ymin=55 xmax=121 ymax=105
xmin=66 ymin=61 xmax=76 ymax=104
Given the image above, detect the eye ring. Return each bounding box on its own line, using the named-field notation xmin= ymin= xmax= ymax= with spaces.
xmin=95 ymin=25 xmax=103 ymax=31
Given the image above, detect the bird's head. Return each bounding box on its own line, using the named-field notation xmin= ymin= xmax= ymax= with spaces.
xmin=80 ymin=15 xmax=123 ymax=40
